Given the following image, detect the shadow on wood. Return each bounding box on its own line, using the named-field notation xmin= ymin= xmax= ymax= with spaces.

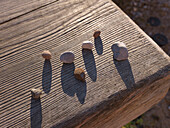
xmin=113 ymin=59 xmax=135 ymax=89
xmin=82 ymin=49 xmax=97 ymax=82
xmin=61 ymin=63 xmax=87 ymax=104
xmin=30 ymin=98 xmax=42 ymax=128
xmin=94 ymin=36 xmax=103 ymax=55
xmin=76 ymin=80 xmax=87 ymax=104
xmin=42 ymin=60 xmax=52 ymax=93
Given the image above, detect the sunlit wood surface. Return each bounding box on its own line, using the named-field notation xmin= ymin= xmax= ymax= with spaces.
xmin=0 ymin=0 xmax=169 ymax=127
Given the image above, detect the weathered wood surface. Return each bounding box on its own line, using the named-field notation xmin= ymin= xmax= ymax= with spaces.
xmin=0 ymin=0 xmax=169 ymax=127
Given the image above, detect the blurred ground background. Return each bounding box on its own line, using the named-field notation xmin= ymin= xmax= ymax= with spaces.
xmin=112 ymin=0 xmax=170 ymax=128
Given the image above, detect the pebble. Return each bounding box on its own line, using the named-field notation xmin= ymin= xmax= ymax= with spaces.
xmin=42 ymin=50 xmax=52 ymax=60
xmin=133 ymin=7 xmax=138 ymax=12
xmin=31 ymin=88 xmax=42 ymax=99
xmin=93 ymin=30 xmax=101 ymax=38
xmin=147 ymin=17 xmax=161 ymax=26
xmin=152 ymin=33 xmax=168 ymax=46
xmin=82 ymin=41 xmax=93 ymax=50
xmin=60 ymin=51 xmax=75 ymax=63
xmin=74 ymin=68 xmax=85 ymax=82
xmin=168 ymin=106 xmax=170 ymax=111
xmin=111 ymin=42 xmax=128 ymax=61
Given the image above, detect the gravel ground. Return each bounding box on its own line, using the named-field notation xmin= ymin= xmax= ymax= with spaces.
xmin=112 ymin=0 xmax=170 ymax=55
xmin=112 ymin=0 xmax=170 ymax=128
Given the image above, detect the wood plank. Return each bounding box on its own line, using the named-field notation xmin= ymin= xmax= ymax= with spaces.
xmin=0 ymin=0 xmax=169 ymax=127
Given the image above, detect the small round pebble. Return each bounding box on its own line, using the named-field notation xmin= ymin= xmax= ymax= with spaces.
xmin=31 ymin=88 xmax=42 ymax=99
xmin=74 ymin=68 xmax=85 ymax=82
xmin=93 ymin=30 xmax=101 ymax=38
xmin=42 ymin=50 xmax=51 ymax=60
xmin=168 ymin=106 xmax=170 ymax=111
xmin=60 ymin=51 xmax=75 ymax=63
xmin=111 ymin=42 xmax=128 ymax=61
xmin=82 ymin=41 xmax=93 ymax=50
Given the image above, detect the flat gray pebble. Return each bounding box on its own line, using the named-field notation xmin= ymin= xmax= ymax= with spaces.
xmin=60 ymin=51 xmax=75 ymax=63
xmin=82 ymin=41 xmax=93 ymax=50
xmin=111 ymin=42 xmax=128 ymax=61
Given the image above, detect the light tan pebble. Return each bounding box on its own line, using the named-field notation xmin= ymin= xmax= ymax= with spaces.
xmin=31 ymin=88 xmax=42 ymax=99
xmin=111 ymin=42 xmax=128 ymax=61
xmin=168 ymin=106 xmax=170 ymax=111
xmin=74 ymin=68 xmax=85 ymax=82
xmin=42 ymin=50 xmax=52 ymax=60
xmin=60 ymin=51 xmax=75 ymax=63
xmin=82 ymin=41 xmax=93 ymax=50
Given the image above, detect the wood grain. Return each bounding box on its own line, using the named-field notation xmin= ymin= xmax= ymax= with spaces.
xmin=0 ymin=0 xmax=170 ymax=127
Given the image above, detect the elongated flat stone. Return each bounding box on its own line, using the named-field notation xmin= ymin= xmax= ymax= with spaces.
xmin=60 ymin=51 xmax=75 ymax=63
xmin=82 ymin=41 xmax=93 ymax=50
xmin=111 ymin=42 xmax=128 ymax=61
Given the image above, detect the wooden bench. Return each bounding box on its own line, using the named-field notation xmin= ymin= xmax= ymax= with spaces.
xmin=0 ymin=0 xmax=169 ymax=127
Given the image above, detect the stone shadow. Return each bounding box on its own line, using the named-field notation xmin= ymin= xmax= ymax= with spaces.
xmin=42 ymin=60 xmax=52 ymax=94
xmin=30 ymin=98 xmax=42 ymax=128
xmin=82 ymin=49 xmax=97 ymax=82
xmin=94 ymin=36 xmax=103 ymax=55
xmin=61 ymin=63 xmax=87 ymax=104
xmin=113 ymin=59 xmax=135 ymax=89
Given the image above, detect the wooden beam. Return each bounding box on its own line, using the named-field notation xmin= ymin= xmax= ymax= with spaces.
xmin=0 ymin=0 xmax=169 ymax=127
